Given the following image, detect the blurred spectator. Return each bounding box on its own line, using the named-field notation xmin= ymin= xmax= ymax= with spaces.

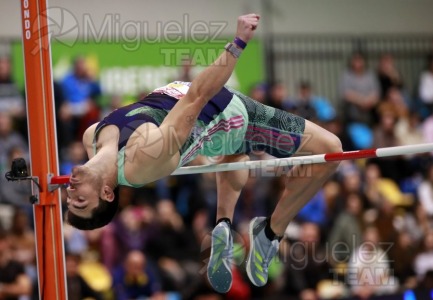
xmin=417 ymin=163 xmax=433 ymax=217
xmin=418 ymin=54 xmax=433 ymax=108
xmin=60 ymin=56 xmax=101 ymax=144
xmin=248 ymin=83 xmax=267 ymax=104
xmin=267 ymin=82 xmax=289 ymax=110
xmin=384 ymin=85 xmax=409 ymax=117
xmin=339 ymin=52 xmax=380 ymax=125
xmin=287 ymin=81 xmax=336 ymax=122
xmin=395 ymin=110 xmax=424 ymax=150
xmin=393 ymin=203 xmax=431 ymax=245
xmin=363 ymin=162 xmax=412 ymax=209
xmin=347 ymin=226 xmax=398 ymax=298
xmin=281 ymin=222 xmax=331 ymax=300
xmin=371 ymin=102 xmax=414 ymax=182
xmin=414 ymin=231 xmax=433 ymax=280
xmin=65 ymin=252 xmax=104 ymax=300
xmin=63 ymin=222 xmax=89 ymax=255
xmin=0 ymin=228 xmax=32 ymax=300
xmin=328 ymin=193 xmax=364 ymax=264
xmin=60 ymin=141 xmax=87 ymax=175
xmin=114 ymin=205 xmax=156 ymax=259
xmin=296 ymin=189 xmax=327 ymax=227
xmin=0 ymin=56 xmax=25 ymax=120
xmin=0 ymin=113 xmax=27 ymax=172
xmin=377 ymin=53 xmax=404 ymax=99
xmin=340 ymin=53 xmax=379 ymax=149
xmin=112 ymin=250 xmax=161 ymax=300
xmin=146 ymin=200 xmax=203 ymax=297
xmin=0 ymin=146 xmax=31 ymax=210
xmin=389 ymin=231 xmax=418 ymax=289
xmin=372 ymin=102 xmax=400 ymax=149
xmin=8 ymin=209 xmax=36 ymax=278
xmin=332 ymin=162 xmax=366 ymax=218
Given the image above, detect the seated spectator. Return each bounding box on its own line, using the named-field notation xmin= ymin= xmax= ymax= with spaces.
xmin=63 ymin=222 xmax=89 ymax=255
xmin=373 ymin=102 xmax=400 ymax=149
xmin=414 ymin=231 xmax=433 ymax=280
xmin=364 ymin=162 xmax=412 ymax=209
xmin=145 ymin=201 xmax=203 ymax=297
xmin=393 ymin=203 xmax=431 ymax=245
xmin=395 ymin=110 xmax=424 ymax=151
xmin=389 ymin=231 xmax=418 ymax=289
xmin=112 ymin=250 xmax=161 ymax=300
xmin=347 ymin=226 xmax=398 ymax=298
xmin=418 ymin=54 xmax=433 ymax=109
xmin=339 ymin=52 xmax=380 ymax=126
xmin=8 ymin=209 xmax=36 ymax=277
xmin=287 ymin=81 xmax=336 ymax=122
xmin=340 ymin=53 xmax=380 ymax=149
xmin=328 ymin=193 xmax=364 ymax=265
xmin=0 ymin=56 xmax=25 ymax=120
xmin=0 ymin=228 xmax=32 ymax=300
xmin=266 ymin=81 xmax=289 ymax=110
xmin=0 ymin=112 xmax=27 ymax=172
xmin=281 ymin=222 xmax=331 ymax=300
xmin=331 ymin=162 xmax=367 ymax=220
xmin=60 ymin=56 xmax=101 ymax=144
xmin=377 ymin=53 xmax=404 ymax=99
xmin=60 ymin=141 xmax=87 ymax=175
xmin=417 ymin=163 xmax=433 ymax=217
xmin=0 ymin=146 xmax=31 ymax=211
xmin=248 ymin=82 xmax=267 ymax=104
xmin=65 ymin=252 xmax=104 ymax=300
xmin=296 ymin=189 xmax=327 ymax=227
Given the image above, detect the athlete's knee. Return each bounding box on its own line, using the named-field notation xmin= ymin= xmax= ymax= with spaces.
xmin=324 ymin=133 xmax=342 ymax=170
xmin=325 ymin=132 xmax=343 ymax=154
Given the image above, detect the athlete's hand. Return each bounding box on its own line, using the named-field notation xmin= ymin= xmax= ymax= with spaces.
xmin=236 ymin=14 xmax=260 ymax=43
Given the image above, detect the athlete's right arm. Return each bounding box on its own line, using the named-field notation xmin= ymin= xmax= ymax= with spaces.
xmin=158 ymin=14 xmax=260 ymax=156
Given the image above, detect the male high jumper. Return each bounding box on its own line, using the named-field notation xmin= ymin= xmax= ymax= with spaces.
xmin=65 ymin=14 xmax=342 ymax=292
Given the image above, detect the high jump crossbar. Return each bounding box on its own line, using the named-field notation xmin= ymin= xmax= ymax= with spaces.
xmin=49 ymin=143 xmax=433 ymax=185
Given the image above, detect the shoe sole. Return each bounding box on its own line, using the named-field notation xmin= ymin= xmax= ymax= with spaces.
xmin=246 ymin=217 xmax=266 ymax=287
xmin=207 ymin=227 xmax=233 ymax=293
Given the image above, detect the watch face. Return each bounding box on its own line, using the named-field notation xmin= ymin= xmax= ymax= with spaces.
xmin=225 ymin=43 xmax=241 ymax=58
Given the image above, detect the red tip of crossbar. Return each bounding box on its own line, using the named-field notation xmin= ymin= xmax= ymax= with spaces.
xmin=50 ymin=175 xmax=70 ymax=185
xmin=324 ymin=149 xmax=377 ymax=161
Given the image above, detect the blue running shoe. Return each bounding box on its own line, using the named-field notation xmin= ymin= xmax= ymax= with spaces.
xmin=207 ymin=221 xmax=233 ymax=293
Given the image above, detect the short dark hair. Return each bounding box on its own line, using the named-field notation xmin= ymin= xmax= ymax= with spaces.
xmin=66 ymin=193 xmax=119 ymax=230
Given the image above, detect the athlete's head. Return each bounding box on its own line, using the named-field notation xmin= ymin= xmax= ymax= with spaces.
xmin=65 ymin=165 xmax=118 ymax=230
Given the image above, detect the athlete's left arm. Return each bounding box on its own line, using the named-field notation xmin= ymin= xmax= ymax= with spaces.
xmin=158 ymin=14 xmax=259 ymax=157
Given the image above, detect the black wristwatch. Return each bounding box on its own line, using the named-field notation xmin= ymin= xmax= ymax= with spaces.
xmin=225 ymin=42 xmax=242 ymax=58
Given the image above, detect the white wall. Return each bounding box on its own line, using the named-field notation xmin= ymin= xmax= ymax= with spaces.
xmin=1 ymin=0 xmax=433 ymax=40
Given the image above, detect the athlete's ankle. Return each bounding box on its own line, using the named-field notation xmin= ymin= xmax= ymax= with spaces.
xmin=216 ymin=217 xmax=232 ymax=227
xmin=264 ymin=217 xmax=283 ymax=242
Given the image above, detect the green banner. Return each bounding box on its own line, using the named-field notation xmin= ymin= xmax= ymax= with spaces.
xmin=12 ymin=39 xmax=264 ymax=104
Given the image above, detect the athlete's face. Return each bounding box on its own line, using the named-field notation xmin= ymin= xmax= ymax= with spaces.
xmin=66 ymin=166 xmax=102 ymax=218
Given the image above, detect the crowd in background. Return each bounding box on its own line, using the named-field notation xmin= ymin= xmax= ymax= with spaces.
xmin=0 ymin=50 xmax=433 ymax=300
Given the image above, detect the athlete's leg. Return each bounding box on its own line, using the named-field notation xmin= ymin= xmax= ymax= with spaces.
xmin=216 ymin=154 xmax=250 ymax=222
xmin=207 ymin=154 xmax=249 ymax=293
xmin=270 ymin=120 xmax=342 ymax=235
xmin=246 ymin=122 xmax=341 ymax=286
